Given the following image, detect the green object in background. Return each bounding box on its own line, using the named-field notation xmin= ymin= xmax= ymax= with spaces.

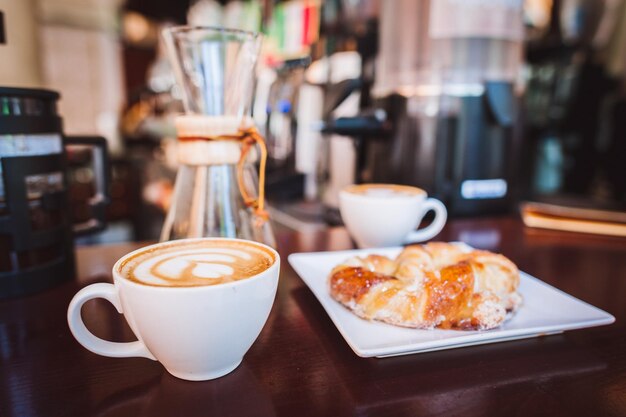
xmin=276 ymin=4 xmax=285 ymax=52
xmin=241 ymin=1 xmax=262 ymax=33
xmin=264 ymin=3 xmax=285 ymax=58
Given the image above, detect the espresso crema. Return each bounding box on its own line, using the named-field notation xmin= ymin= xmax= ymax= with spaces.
xmin=120 ymin=240 xmax=275 ymax=287
xmin=344 ymin=184 xmax=425 ymax=198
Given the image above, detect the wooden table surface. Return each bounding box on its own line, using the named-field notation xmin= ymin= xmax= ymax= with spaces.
xmin=2 ymin=216 xmax=626 ymax=417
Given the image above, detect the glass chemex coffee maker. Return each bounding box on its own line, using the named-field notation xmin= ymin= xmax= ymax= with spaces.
xmin=0 ymin=87 xmax=109 ymax=298
xmin=161 ymin=26 xmax=276 ymax=247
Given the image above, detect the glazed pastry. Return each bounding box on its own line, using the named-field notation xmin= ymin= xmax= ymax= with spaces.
xmin=328 ymin=243 xmax=522 ymax=330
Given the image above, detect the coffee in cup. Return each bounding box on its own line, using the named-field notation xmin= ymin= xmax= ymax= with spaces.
xmin=67 ymin=238 xmax=280 ymax=381
xmin=120 ymin=239 xmax=275 ymax=287
xmin=339 ymin=184 xmax=447 ymax=248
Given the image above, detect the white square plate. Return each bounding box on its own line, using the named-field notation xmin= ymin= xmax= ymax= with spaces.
xmin=288 ymin=246 xmax=615 ymax=358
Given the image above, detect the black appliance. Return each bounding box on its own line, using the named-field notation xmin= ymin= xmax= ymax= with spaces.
xmin=0 ymin=87 xmax=109 ymax=298
xmin=321 ymin=0 xmax=525 ymax=217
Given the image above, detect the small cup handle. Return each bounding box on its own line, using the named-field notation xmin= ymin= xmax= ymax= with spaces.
xmin=405 ymin=198 xmax=447 ymax=244
xmin=67 ymin=283 xmax=156 ymax=360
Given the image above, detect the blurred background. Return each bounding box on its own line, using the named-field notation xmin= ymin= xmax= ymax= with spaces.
xmin=1 ymin=0 xmax=625 ymax=244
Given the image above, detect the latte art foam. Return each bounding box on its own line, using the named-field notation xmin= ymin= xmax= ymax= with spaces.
xmin=345 ymin=184 xmax=425 ymax=198
xmin=120 ymin=240 xmax=275 ymax=287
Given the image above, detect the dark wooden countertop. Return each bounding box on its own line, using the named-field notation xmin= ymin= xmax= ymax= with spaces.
xmin=2 ymin=216 xmax=626 ymax=417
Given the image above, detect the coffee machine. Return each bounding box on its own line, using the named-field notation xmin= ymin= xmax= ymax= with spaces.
xmin=0 ymin=87 xmax=110 ymax=298
xmin=322 ymin=0 xmax=525 ymax=217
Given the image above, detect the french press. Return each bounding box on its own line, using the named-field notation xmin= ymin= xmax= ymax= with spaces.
xmin=0 ymin=87 xmax=109 ymax=298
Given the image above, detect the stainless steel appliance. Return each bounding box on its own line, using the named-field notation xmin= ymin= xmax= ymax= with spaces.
xmin=524 ymin=0 xmax=626 ymax=206
xmin=322 ymin=0 xmax=525 ymax=217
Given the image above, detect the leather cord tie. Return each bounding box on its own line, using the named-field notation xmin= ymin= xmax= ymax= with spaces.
xmin=180 ymin=127 xmax=269 ymax=224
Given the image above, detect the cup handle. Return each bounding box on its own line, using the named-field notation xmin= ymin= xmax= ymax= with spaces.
xmin=67 ymin=283 xmax=156 ymax=360
xmin=405 ymin=198 xmax=447 ymax=244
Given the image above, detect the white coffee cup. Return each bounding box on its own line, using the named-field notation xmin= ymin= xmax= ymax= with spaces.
xmin=339 ymin=184 xmax=447 ymax=248
xmin=67 ymin=238 xmax=280 ymax=381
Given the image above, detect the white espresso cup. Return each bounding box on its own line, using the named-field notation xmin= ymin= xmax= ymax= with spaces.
xmin=339 ymin=184 xmax=447 ymax=248
xmin=67 ymin=238 xmax=280 ymax=381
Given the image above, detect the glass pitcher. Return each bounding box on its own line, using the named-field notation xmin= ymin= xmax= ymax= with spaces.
xmin=161 ymin=26 xmax=275 ymax=247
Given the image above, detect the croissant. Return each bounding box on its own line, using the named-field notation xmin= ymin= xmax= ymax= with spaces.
xmin=328 ymin=242 xmax=522 ymax=330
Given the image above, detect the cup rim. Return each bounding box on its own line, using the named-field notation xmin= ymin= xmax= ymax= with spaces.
xmin=112 ymin=238 xmax=279 ymax=291
xmin=340 ymin=183 xmax=427 ymax=199
xmin=163 ymin=25 xmax=262 ymax=42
